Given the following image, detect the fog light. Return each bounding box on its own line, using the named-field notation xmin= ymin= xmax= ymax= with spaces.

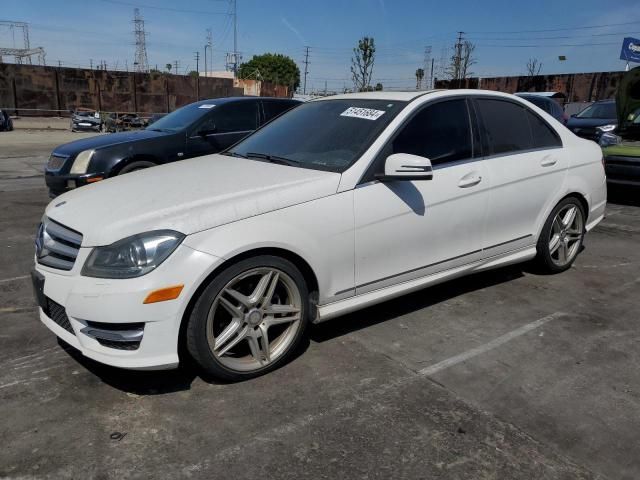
xmin=67 ymin=179 xmax=76 ymax=189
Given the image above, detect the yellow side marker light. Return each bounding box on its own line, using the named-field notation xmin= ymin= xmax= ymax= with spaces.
xmin=86 ymin=177 xmax=104 ymax=183
xmin=143 ymin=285 xmax=184 ymax=304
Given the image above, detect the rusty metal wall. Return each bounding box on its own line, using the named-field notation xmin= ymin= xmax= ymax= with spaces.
xmin=0 ymin=64 xmax=247 ymax=115
xmin=435 ymin=70 xmax=625 ymax=102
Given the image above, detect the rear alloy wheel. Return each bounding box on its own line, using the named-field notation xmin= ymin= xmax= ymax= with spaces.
xmin=186 ymin=256 xmax=309 ymax=381
xmin=536 ymin=198 xmax=585 ymax=273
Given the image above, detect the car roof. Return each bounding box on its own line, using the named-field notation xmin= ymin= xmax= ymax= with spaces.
xmin=314 ymin=91 xmax=441 ymax=102
xmin=191 ymin=97 xmax=300 ymax=107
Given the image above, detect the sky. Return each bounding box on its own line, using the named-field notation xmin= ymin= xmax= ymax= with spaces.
xmin=2 ymin=0 xmax=640 ymax=92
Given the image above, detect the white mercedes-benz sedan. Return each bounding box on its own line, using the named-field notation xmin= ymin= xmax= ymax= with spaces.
xmin=32 ymin=90 xmax=606 ymax=380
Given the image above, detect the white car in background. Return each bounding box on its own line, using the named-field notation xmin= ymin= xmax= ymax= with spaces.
xmin=32 ymin=90 xmax=607 ymax=381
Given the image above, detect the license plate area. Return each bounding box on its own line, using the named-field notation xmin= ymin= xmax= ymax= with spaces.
xmin=31 ymin=269 xmax=46 ymax=310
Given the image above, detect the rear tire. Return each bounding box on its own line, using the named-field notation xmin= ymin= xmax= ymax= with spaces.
xmin=186 ymin=255 xmax=310 ymax=382
xmin=535 ymin=197 xmax=586 ymax=273
xmin=117 ymin=160 xmax=156 ymax=175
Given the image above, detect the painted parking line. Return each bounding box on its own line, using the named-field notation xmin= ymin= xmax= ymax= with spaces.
xmin=0 ymin=274 xmax=30 ymax=284
xmin=418 ymin=312 xmax=568 ymax=377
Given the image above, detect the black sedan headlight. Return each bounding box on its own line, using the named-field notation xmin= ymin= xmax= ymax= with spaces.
xmin=82 ymin=230 xmax=185 ymax=279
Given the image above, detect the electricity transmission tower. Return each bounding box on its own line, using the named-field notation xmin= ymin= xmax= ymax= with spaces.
xmin=423 ymin=46 xmax=432 ymax=90
xmin=0 ymin=20 xmax=46 ymax=65
xmin=132 ymin=8 xmax=149 ymax=73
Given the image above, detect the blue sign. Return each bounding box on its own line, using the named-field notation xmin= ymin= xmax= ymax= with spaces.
xmin=620 ymin=37 xmax=640 ymax=64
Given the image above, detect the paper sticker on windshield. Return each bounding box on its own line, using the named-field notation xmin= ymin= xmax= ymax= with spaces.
xmin=340 ymin=107 xmax=385 ymax=121
xmin=199 ymin=104 xmax=216 ymax=109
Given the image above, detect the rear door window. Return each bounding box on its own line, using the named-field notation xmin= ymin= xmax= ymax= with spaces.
xmin=210 ymin=101 xmax=258 ymax=133
xmin=526 ymin=110 xmax=562 ymax=148
xmin=476 ymin=99 xmax=532 ymax=155
xmin=262 ymin=100 xmax=297 ymax=124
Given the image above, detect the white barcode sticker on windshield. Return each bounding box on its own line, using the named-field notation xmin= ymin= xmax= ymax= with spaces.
xmin=340 ymin=107 xmax=385 ymax=121
xmin=199 ymin=104 xmax=216 ymax=109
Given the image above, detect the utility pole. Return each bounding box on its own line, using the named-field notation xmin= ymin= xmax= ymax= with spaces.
xmin=174 ymin=60 xmax=179 ymax=75
xmin=90 ymin=58 xmax=93 ymax=70
xmin=454 ymin=31 xmax=464 ymax=84
xmin=194 ymin=51 xmax=200 ymax=74
xmin=232 ymin=0 xmax=238 ymax=76
xmin=430 ymin=58 xmax=434 ymax=90
xmin=58 ymin=60 xmax=62 ymax=68
xmin=302 ymin=46 xmax=310 ymax=95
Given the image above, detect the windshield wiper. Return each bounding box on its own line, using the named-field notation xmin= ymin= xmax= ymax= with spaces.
xmin=245 ymin=152 xmax=300 ymax=166
xmin=221 ymin=151 xmax=248 ymax=158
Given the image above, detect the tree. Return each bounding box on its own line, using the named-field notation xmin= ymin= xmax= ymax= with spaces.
xmin=238 ymin=53 xmax=300 ymax=89
xmin=415 ymin=68 xmax=425 ymax=89
xmin=447 ymin=40 xmax=476 ymax=85
xmin=375 ymin=82 xmax=383 ymax=91
xmin=188 ymin=70 xmax=199 ymax=78
xmin=526 ymin=58 xmax=543 ymax=76
xmin=351 ymin=37 xmax=376 ymax=92
xmin=165 ymin=63 xmax=172 ymax=73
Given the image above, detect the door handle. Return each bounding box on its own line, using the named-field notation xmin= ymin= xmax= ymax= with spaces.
xmin=541 ymin=156 xmax=558 ymax=167
xmin=458 ymin=175 xmax=482 ymax=188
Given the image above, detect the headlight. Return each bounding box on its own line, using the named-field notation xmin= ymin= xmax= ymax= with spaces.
xmin=597 ymin=124 xmax=617 ymax=132
xmin=70 ymin=149 xmax=95 ymax=174
xmin=81 ymin=230 xmax=185 ymax=279
xmin=599 ymin=132 xmax=621 ymax=147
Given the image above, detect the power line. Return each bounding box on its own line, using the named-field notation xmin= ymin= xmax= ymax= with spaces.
xmin=467 ymin=19 xmax=640 ymax=34
xmin=95 ymin=0 xmax=231 ymax=16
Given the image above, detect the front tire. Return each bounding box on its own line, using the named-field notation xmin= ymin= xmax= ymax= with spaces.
xmin=118 ymin=160 xmax=156 ymax=175
xmin=535 ymin=197 xmax=586 ymax=273
xmin=186 ymin=255 xmax=309 ymax=381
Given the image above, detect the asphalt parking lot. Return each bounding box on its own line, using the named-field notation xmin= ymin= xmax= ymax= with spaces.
xmin=1 ymin=128 xmax=639 ymax=479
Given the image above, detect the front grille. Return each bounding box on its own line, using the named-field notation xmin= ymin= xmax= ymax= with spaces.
xmin=47 ymin=154 xmax=68 ymax=170
xmin=36 ymin=217 xmax=83 ymax=271
xmin=605 ymin=155 xmax=640 ymax=167
xmin=44 ymin=297 xmax=74 ymax=335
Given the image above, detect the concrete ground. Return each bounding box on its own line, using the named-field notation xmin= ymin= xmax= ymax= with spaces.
xmin=1 ymin=129 xmax=639 ymax=479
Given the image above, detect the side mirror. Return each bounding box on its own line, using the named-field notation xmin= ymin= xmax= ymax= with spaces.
xmin=376 ymin=153 xmax=433 ymax=182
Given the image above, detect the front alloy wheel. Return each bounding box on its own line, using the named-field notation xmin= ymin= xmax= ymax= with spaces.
xmin=186 ymin=256 xmax=309 ymax=381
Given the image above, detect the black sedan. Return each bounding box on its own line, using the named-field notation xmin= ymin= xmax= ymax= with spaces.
xmin=515 ymin=93 xmax=568 ymax=124
xmin=566 ymin=99 xmax=617 ymax=141
xmin=45 ymin=97 xmax=300 ymax=197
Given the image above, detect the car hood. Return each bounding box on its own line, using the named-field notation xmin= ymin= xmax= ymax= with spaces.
xmin=53 ymin=129 xmax=170 ymax=156
xmin=45 ymin=154 xmax=342 ymax=246
xmin=566 ymin=116 xmax=615 ymax=129
xmin=72 ymin=115 xmax=100 ymax=124
xmin=616 ymin=66 xmax=640 ymax=128
xmin=603 ymin=141 xmax=640 ymax=157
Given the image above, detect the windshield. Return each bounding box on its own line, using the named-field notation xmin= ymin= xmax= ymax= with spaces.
xmin=229 ymin=99 xmax=406 ymax=172
xmin=147 ymin=102 xmax=213 ymax=132
xmin=576 ymin=102 xmax=616 ymax=119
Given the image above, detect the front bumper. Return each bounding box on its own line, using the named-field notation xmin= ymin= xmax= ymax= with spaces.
xmin=72 ymin=122 xmax=101 ymax=131
xmin=33 ymin=244 xmax=222 ymax=370
xmin=605 ymin=155 xmax=640 ymax=186
xmin=45 ymin=171 xmax=106 ymax=197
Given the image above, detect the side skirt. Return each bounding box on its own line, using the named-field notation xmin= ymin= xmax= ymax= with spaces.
xmin=315 ymin=245 xmax=537 ymax=323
